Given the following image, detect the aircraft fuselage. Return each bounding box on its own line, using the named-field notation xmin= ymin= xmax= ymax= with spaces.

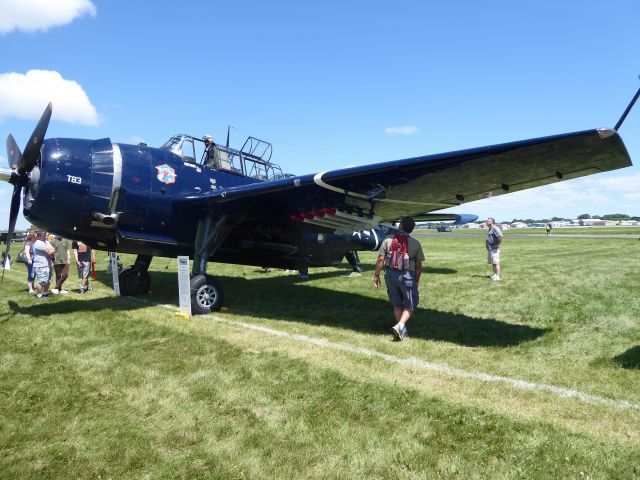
xmin=25 ymin=138 xmax=385 ymax=269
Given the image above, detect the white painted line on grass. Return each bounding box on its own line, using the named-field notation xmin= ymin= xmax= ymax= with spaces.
xmin=208 ymin=316 xmax=640 ymax=412
xmin=5 ymin=265 xmax=635 ymax=414
xmin=130 ymin=298 xmax=640 ymax=412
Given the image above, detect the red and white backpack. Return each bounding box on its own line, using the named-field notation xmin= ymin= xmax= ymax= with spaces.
xmin=386 ymin=233 xmax=410 ymax=271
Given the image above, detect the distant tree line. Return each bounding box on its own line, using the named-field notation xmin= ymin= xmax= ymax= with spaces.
xmin=505 ymin=213 xmax=640 ymax=224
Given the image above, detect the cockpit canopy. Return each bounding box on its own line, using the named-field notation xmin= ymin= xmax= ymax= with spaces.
xmin=160 ymin=134 xmax=293 ymax=181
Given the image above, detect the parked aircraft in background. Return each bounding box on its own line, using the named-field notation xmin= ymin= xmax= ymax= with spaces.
xmin=1 ymin=87 xmax=637 ymax=313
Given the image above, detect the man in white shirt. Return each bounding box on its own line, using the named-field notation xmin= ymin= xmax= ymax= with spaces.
xmin=32 ymin=230 xmax=55 ymax=298
xmin=486 ymin=218 xmax=503 ymax=281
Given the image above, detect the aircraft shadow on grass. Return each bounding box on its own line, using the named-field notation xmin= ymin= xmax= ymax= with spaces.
xmin=4 ymin=267 xmax=547 ymax=348
xmin=152 ymin=270 xmax=547 ymax=348
xmin=4 ymin=294 xmax=151 ymax=321
xmin=613 ymin=346 xmax=640 ymax=370
xmin=241 ymin=265 xmax=458 ymax=279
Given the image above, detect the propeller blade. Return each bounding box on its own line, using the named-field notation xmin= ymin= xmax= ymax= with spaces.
xmin=18 ymin=102 xmax=52 ymax=174
xmin=6 ymin=134 xmax=21 ymax=170
xmin=1 ymin=184 xmax=23 ymax=285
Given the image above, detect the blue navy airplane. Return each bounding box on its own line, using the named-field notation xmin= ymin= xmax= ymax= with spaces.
xmin=1 ymin=89 xmax=637 ymax=313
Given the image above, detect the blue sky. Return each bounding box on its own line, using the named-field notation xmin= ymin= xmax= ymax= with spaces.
xmin=1 ymin=0 xmax=638 ymax=229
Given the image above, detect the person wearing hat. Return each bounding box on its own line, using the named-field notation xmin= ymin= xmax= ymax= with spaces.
xmin=373 ymin=216 xmax=425 ymax=341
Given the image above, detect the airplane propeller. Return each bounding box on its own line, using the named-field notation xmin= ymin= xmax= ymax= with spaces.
xmin=1 ymin=103 xmax=52 ymax=284
xmin=6 ymin=134 xmax=21 ymax=170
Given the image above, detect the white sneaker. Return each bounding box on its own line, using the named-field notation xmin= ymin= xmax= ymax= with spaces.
xmin=491 ymin=276 xmax=501 ymax=281
xmin=390 ymin=323 xmax=405 ymax=341
xmin=51 ymin=288 xmax=59 ymax=294
xmin=59 ymin=289 xmax=69 ymax=294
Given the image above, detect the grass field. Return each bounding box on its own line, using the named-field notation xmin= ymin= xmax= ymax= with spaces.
xmin=422 ymin=226 xmax=640 ymax=236
xmin=1 ymin=236 xmax=639 ymax=479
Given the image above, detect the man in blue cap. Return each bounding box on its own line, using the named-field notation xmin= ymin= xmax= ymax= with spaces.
xmin=373 ymin=216 xmax=425 ymax=341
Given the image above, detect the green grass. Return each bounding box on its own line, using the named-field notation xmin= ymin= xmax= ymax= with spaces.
xmin=421 ymin=226 xmax=640 ymax=235
xmin=1 ymin=236 xmax=639 ymax=479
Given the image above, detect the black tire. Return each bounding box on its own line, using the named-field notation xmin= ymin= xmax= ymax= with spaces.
xmin=190 ymin=274 xmax=224 ymax=315
xmin=119 ymin=267 xmax=151 ymax=296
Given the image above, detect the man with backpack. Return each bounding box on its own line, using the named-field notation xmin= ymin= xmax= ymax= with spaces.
xmin=373 ymin=216 xmax=425 ymax=341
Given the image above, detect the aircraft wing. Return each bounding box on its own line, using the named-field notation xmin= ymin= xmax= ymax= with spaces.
xmin=175 ymin=128 xmax=632 ymax=223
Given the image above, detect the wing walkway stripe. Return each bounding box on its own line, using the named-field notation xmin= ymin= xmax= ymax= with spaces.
xmin=312 ymin=171 xmax=451 ymax=207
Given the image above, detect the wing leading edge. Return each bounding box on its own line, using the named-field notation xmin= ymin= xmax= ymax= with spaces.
xmin=175 ymin=128 xmax=632 ymax=223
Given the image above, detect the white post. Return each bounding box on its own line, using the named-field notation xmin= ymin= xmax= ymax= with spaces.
xmin=177 ymin=256 xmax=191 ymax=317
xmin=109 ymin=252 xmax=120 ymax=296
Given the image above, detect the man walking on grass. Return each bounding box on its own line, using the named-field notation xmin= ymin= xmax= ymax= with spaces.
xmin=374 ymin=216 xmax=425 ymax=341
xmin=486 ymin=217 xmax=503 ymax=281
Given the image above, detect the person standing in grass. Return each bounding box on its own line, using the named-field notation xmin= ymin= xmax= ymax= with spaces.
xmin=50 ymin=235 xmax=72 ymax=294
xmin=486 ymin=217 xmax=503 ymax=281
xmin=73 ymin=240 xmax=95 ymax=293
xmin=374 ymin=216 xmax=425 ymax=341
xmin=23 ymin=232 xmax=36 ymax=293
xmin=32 ymin=230 xmax=55 ymax=298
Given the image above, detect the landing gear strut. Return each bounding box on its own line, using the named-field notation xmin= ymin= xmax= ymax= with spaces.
xmin=189 ymin=214 xmax=243 ymax=315
xmin=119 ymin=255 xmax=152 ymax=296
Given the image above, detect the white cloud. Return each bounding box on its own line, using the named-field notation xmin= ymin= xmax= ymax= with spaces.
xmin=595 ymin=173 xmax=640 ymax=192
xmin=438 ymin=169 xmax=640 ymax=221
xmin=0 ymin=70 xmax=99 ymax=126
xmin=0 ymin=0 xmax=96 ymax=35
xmin=624 ymin=192 xmax=640 ymax=201
xmin=384 ymin=126 xmax=419 ymax=136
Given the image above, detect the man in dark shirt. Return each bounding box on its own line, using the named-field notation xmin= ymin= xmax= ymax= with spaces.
xmin=50 ymin=235 xmax=72 ymax=293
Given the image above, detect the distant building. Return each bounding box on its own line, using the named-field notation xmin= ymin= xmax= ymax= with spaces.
xmin=462 ymin=222 xmax=481 ymax=229
xmin=511 ymin=222 xmax=528 ymax=228
xmin=578 ymin=219 xmax=606 ymax=226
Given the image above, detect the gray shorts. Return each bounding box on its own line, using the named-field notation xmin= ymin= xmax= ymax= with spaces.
xmin=33 ymin=266 xmax=50 ymax=285
xmin=384 ymin=270 xmax=419 ymax=311
xmin=487 ymin=248 xmax=500 ymax=265
xmin=77 ymin=261 xmax=91 ymax=280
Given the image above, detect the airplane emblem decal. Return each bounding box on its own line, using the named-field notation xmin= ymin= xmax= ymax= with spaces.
xmin=156 ymin=164 xmax=177 ymax=184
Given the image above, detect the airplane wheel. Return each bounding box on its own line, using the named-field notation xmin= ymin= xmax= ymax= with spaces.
xmin=190 ymin=275 xmax=224 ymax=315
xmin=119 ymin=267 xmax=151 ymax=296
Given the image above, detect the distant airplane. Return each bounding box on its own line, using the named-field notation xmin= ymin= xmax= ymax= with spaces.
xmin=1 ymin=86 xmax=637 ymax=313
